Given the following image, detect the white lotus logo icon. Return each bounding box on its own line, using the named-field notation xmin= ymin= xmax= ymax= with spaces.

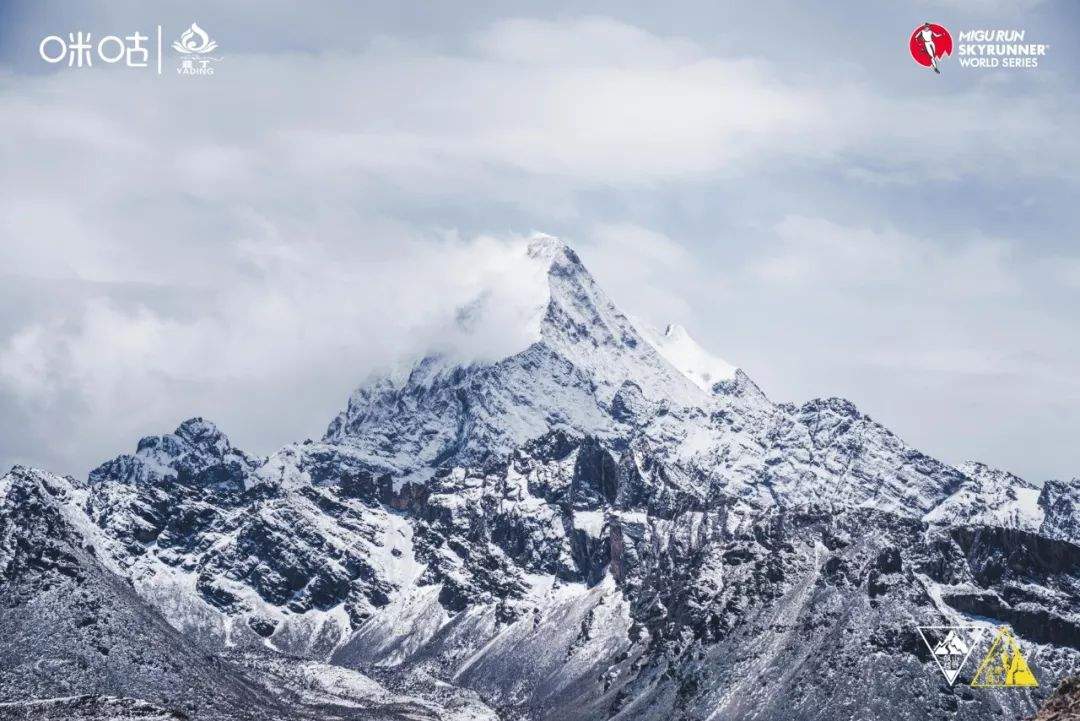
xmin=172 ymin=23 xmax=218 ymax=54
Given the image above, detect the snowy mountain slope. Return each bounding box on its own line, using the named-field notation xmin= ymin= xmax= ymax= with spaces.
xmin=0 ymin=466 xmax=274 ymax=720
xmin=335 ymin=451 xmax=1080 ymax=721
xmin=323 ymin=235 xmax=969 ymax=519
xmin=29 ymin=418 xmax=1079 ymax=720
xmin=323 ymin=236 xmax=711 ymax=480
xmin=0 ymin=696 xmax=186 ymax=720
xmin=0 ymin=465 xmax=495 ymax=721
xmin=71 ymin=420 xmax=448 ymax=656
xmin=605 ymin=507 xmax=1079 ymax=721
xmin=925 ymin=461 xmax=1044 ymax=531
xmin=926 ymin=464 xmax=1080 ymax=546
xmin=3 ymin=235 xmax=1079 ymax=720
xmin=638 ymin=322 xmax=737 ymax=392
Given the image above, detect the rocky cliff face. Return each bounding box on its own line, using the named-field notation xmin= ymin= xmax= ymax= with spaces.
xmin=2 ymin=236 xmax=1078 ymax=720
xmin=1030 ymin=677 xmax=1080 ymax=721
xmin=1040 ymin=478 xmax=1080 ymax=544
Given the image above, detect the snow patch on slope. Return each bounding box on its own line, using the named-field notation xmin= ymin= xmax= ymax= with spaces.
xmin=638 ymin=322 xmax=737 ymax=393
xmin=924 ymin=460 xmax=1044 ymax=531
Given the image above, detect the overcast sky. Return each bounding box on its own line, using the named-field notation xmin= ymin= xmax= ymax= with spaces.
xmin=1 ymin=0 xmax=1078 ymax=483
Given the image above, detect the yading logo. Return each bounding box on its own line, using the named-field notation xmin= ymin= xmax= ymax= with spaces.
xmin=172 ymin=22 xmax=221 ymax=76
xmin=909 ymin=22 xmax=953 ymax=74
xmin=172 ymin=22 xmax=217 ymax=54
xmin=918 ymin=625 xmax=1038 ymax=688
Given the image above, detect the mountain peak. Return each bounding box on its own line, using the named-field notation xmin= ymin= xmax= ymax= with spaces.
xmin=133 ymin=417 xmax=233 ymax=459
xmin=175 ymin=417 xmax=229 ymax=446
xmin=526 ymin=233 xmax=573 ymax=263
xmin=534 ymin=238 xmax=713 ymax=408
xmin=324 ymin=234 xmax=729 ymax=472
xmin=95 ymin=417 xmax=257 ymax=489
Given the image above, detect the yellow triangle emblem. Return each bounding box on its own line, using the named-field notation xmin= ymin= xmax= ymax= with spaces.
xmin=970 ymin=627 xmax=1038 ymax=688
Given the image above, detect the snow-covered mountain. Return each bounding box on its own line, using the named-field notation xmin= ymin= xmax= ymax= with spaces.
xmin=924 ymin=461 xmax=1043 ymax=530
xmin=2 ymin=235 xmax=1079 ymax=720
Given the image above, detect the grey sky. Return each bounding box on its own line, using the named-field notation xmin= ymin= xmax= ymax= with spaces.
xmin=1 ymin=1 xmax=1078 ymax=484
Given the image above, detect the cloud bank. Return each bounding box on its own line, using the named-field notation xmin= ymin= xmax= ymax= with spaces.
xmin=0 ymin=11 xmax=1077 ymax=482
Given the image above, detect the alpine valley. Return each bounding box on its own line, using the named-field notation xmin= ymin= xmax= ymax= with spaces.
xmin=2 ymin=236 xmax=1079 ymax=720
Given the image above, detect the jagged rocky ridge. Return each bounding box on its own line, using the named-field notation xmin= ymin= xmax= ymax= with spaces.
xmin=2 ymin=236 xmax=1080 ymax=720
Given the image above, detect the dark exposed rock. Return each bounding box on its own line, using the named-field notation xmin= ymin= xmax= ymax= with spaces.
xmin=1030 ymin=677 xmax=1080 ymax=721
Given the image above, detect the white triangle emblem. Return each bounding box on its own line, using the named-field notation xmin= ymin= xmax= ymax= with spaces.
xmin=917 ymin=626 xmax=984 ymax=685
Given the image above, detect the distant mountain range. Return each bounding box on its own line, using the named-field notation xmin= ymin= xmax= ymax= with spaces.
xmin=3 ymin=236 xmax=1078 ymax=720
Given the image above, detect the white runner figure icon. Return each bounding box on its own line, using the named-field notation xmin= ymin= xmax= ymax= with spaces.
xmin=919 ymin=23 xmax=943 ymax=73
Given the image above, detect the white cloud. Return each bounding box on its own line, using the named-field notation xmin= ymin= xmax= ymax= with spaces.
xmin=474 ymin=17 xmax=702 ymax=68
xmin=757 ymin=215 xmax=1020 ymax=298
xmin=915 ymin=0 xmax=1048 ymax=11
xmin=0 ymin=232 xmax=552 ymax=471
xmin=0 ymin=13 xmax=1077 ymax=481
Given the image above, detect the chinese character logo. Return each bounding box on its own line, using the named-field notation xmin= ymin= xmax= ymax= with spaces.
xmin=909 ymin=22 xmax=952 ymax=74
xmin=172 ymin=22 xmax=217 ymax=54
xmin=39 ymin=31 xmax=152 ymax=69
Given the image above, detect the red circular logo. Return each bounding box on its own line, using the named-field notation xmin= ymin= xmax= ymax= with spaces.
xmin=909 ymin=23 xmax=952 ymax=71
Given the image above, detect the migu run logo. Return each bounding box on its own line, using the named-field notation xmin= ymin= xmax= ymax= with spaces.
xmin=908 ymin=22 xmax=1049 ymax=73
xmin=909 ymin=22 xmax=952 ymax=74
